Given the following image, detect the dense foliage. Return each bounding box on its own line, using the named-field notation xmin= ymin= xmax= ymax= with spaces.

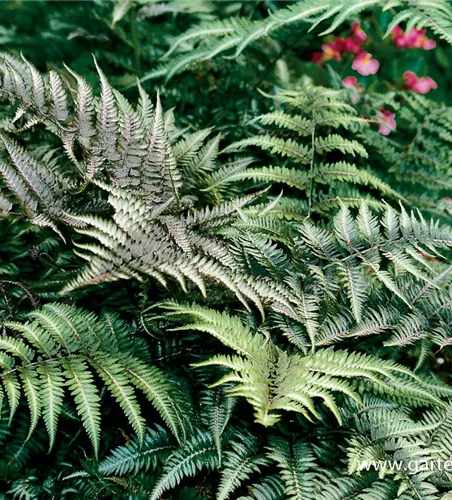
xmin=0 ymin=0 xmax=452 ymax=498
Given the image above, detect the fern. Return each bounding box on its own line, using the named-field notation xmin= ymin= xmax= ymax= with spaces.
xmin=217 ymin=87 xmax=408 ymax=216
xmin=200 ymin=386 xmax=236 ymax=466
xmin=217 ymin=433 xmax=269 ymax=500
xmin=150 ymin=429 xmax=218 ymax=500
xmin=0 ymin=58 xmax=299 ymax=316
xmin=360 ymin=91 xmax=452 ymax=220
xmin=221 ymin=202 xmax=452 ymax=360
xmin=73 ymin=425 xmax=173 ymax=477
xmin=0 ymin=2 xmax=452 ymax=498
xmin=0 ymin=304 xmax=187 ymax=457
xmin=266 ymin=437 xmax=321 ymax=500
xmin=159 ymin=302 xmax=449 ymax=426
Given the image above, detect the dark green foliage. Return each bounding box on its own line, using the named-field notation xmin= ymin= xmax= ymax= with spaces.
xmin=0 ymin=1 xmax=451 ymax=499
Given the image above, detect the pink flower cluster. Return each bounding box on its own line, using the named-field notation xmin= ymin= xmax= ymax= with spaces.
xmin=313 ymin=23 xmax=379 ymax=75
xmin=315 ymin=24 xmax=439 ymax=136
xmin=391 ymin=26 xmax=436 ymax=50
xmin=403 ymin=71 xmax=438 ymax=94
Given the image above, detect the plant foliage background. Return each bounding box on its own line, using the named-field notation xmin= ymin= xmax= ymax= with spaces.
xmin=0 ymin=0 xmax=452 ymax=499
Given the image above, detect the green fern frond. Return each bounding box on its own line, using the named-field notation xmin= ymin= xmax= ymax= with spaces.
xmin=2 ymin=304 xmax=188 ymax=457
xmin=150 ymin=430 xmax=218 ymax=500
xmin=159 ymin=302 xmax=448 ymax=429
xmin=223 ymin=136 xmax=311 ymax=164
xmin=267 ymin=437 xmax=320 ymax=500
xmin=200 ymin=387 xmax=236 ymax=466
xmin=217 ymin=433 xmax=269 ymax=500
xmin=93 ymin=425 xmax=173 ymax=477
xmin=238 ymin=475 xmax=286 ymax=500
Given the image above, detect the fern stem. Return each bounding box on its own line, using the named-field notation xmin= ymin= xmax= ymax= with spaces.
xmin=0 ymin=280 xmax=38 ymax=308
xmin=0 ymin=281 xmax=12 ymax=317
xmin=324 ymin=234 xmax=447 ymax=270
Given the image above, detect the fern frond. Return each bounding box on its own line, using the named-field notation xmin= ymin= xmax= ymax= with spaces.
xmin=150 ymin=430 xmax=218 ymax=500
xmin=2 ymin=304 xmax=188 ymax=455
xmin=142 ymin=0 xmax=452 ymax=85
xmin=217 ymin=433 xmax=269 ymax=500
xmin=160 ymin=303 xmax=447 ymax=428
xmin=200 ymin=387 xmax=236 ymax=466
xmin=63 ymin=357 xmax=101 ymax=457
xmin=97 ymin=425 xmax=173 ymax=476
xmin=267 ymin=437 xmax=320 ymax=500
xmin=223 ymin=136 xmax=311 ymax=164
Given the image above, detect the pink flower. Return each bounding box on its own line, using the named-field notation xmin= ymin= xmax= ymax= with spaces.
xmin=403 ymin=71 xmax=438 ymax=94
xmin=391 ymin=26 xmax=405 ymax=46
xmin=422 ymin=39 xmax=436 ymax=50
xmin=351 ymin=22 xmax=367 ymax=43
xmin=312 ymin=38 xmax=344 ymax=63
xmin=321 ymin=40 xmax=343 ymax=61
xmin=403 ymin=70 xmax=417 ymax=86
xmin=404 ymin=28 xmax=433 ymax=48
xmin=329 ymin=37 xmax=347 ymax=52
xmin=342 ymin=23 xmax=367 ymax=52
xmin=343 ymin=36 xmax=362 ymax=53
xmin=352 ymin=52 xmax=379 ymax=75
xmin=376 ymin=109 xmax=396 ymax=135
xmin=343 ymin=76 xmax=364 ymax=102
xmin=312 ymin=23 xmax=367 ymax=65
xmin=312 ymin=52 xmax=324 ymax=63
xmin=343 ymin=76 xmax=364 ymax=90
xmin=343 ymin=76 xmax=358 ymax=88
xmin=391 ymin=26 xmax=436 ymax=50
